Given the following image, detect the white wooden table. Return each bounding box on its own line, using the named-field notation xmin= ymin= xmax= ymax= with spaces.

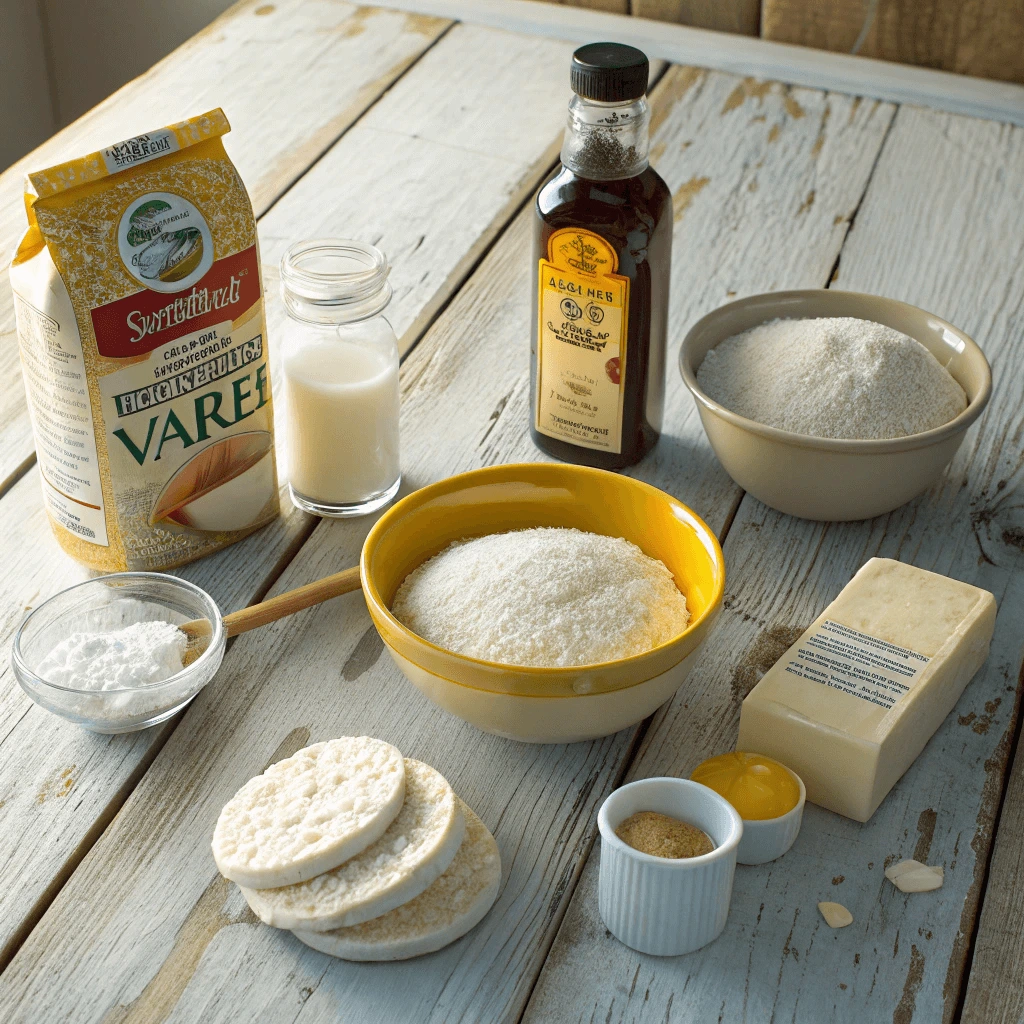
xmin=2 ymin=2 xmax=1023 ymax=1021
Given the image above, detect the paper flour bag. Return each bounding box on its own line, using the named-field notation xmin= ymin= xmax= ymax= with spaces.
xmin=9 ymin=109 xmax=279 ymax=571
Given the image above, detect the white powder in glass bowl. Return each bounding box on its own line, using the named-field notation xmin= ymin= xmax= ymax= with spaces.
xmin=36 ymin=620 xmax=186 ymax=691
xmin=391 ymin=527 xmax=690 ymax=668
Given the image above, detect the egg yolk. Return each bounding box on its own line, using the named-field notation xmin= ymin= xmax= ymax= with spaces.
xmin=691 ymin=752 xmax=800 ymax=820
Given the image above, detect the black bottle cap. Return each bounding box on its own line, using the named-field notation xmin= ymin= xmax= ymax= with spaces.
xmin=570 ymin=42 xmax=649 ymax=103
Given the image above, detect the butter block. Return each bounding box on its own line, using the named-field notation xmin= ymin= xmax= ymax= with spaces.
xmin=737 ymin=558 xmax=996 ymax=822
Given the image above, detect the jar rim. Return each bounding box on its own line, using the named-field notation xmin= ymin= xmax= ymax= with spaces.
xmin=281 ymin=238 xmax=392 ymax=323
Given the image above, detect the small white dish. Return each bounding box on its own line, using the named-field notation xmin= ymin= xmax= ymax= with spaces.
xmin=597 ymin=778 xmax=743 ymax=956
xmin=736 ymin=769 xmax=805 ymax=866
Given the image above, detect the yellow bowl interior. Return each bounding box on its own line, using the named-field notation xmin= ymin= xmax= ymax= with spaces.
xmin=361 ymin=463 xmax=725 ymax=698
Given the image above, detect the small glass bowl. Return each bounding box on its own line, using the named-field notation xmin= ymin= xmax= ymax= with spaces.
xmin=12 ymin=572 xmax=225 ymax=734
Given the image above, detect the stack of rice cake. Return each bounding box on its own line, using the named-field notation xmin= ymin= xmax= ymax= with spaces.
xmin=212 ymin=736 xmax=501 ymax=960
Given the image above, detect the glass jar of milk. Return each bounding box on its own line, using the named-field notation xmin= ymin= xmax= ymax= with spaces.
xmin=280 ymin=240 xmax=401 ymax=517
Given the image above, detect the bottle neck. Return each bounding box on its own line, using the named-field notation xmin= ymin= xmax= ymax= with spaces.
xmin=280 ymin=239 xmax=392 ymax=326
xmin=560 ymin=95 xmax=650 ymax=181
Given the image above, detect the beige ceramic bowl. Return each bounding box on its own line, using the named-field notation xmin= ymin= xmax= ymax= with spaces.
xmin=361 ymin=463 xmax=725 ymax=744
xmin=678 ymin=290 xmax=992 ymax=521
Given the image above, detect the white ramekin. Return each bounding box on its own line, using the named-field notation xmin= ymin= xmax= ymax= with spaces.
xmin=597 ymin=778 xmax=743 ymax=956
xmin=736 ymin=769 xmax=806 ymax=866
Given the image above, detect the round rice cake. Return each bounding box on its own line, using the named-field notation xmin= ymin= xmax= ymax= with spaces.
xmin=241 ymin=758 xmax=465 ymax=930
xmin=293 ymin=800 xmax=501 ymax=961
xmin=212 ymin=737 xmax=405 ymax=888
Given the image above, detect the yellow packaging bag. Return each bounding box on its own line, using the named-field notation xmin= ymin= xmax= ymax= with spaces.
xmin=9 ymin=109 xmax=279 ymax=571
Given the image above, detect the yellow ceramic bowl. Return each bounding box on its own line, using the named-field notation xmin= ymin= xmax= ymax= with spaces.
xmin=679 ymin=290 xmax=992 ymax=521
xmin=361 ymin=463 xmax=725 ymax=743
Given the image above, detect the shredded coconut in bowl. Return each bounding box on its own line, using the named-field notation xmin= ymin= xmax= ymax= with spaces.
xmin=391 ymin=527 xmax=690 ymax=668
xmin=695 ymin=316 xmax=967 ymax=440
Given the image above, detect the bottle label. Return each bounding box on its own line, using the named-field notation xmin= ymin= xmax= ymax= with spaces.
xmin=535 ymin=228 xmax=629 ymax=453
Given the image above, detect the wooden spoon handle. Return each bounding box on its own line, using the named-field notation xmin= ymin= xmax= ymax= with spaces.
xmin=221 ymin=565 xmax=362 ymax=638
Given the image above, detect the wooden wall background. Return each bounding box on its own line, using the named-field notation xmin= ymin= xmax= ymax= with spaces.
xmin=0 ymin=0 xmax=235 ymax=169
xmin=762 ymin=0 xmax=1024 ymax=86
xmin=555 ymin=0 xmax=1024 ymax=85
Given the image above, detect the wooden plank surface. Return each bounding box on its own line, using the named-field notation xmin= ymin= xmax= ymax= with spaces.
xmin=0 ymin=0 xmax=451 ymax=494
xmin=910 ymin=113 xmax=1024 ymax=1024
xmin=523 ymin=105 xmax=1024 ymax=1024
xmin=963 ymin=743 xmax=1024 ymax=1024
xmin=0 ymin=20 xmax=576 ymax=973
xmin=256 ymin=22 xmax=574 ymax=354
xmin=0 ymin=65 xmax=895 ymax=1022
xmin=762 ymin=0 xmax=1024 ymax=86
xmin=0 ymin=468 xmax=314 ymax=972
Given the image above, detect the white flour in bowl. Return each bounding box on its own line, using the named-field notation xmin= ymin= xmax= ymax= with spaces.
xmin=695 ymin=316 xmax=967 ymax=440
xmin=391 ymin=527 xmax=690 ymax=668
xmin=36 ymin=620 xmax=186 ymax=690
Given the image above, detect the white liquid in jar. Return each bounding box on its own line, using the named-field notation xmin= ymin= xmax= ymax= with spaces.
xmin=283 ymin=329 xmax=400 ymax=506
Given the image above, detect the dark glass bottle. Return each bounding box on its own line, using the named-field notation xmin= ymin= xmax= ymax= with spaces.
xmin=530 ymin=42 xmax=672 ymax=470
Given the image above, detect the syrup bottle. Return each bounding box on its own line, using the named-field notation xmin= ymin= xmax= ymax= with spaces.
xmin=531 ymin=42 xmax=671 ymax=469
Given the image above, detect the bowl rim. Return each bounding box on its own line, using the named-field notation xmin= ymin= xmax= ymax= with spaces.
xmin=678 ymin=289 xmax=993 ymax=454
xmin=360 ymin=462 xmax=726 ymax=678
xmin=12 ymin=571 xmax=225 ymax=695
xmin=597 ymin=777 xmax=744 ymax=866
